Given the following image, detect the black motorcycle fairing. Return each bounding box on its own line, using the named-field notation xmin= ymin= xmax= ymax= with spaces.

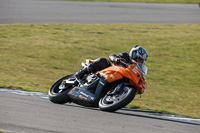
xmin=68 ymin=86 xmax=96 ymax=107
xmin=85 ymin=77 xmax=100 ymax=93
xmin=67 ymin=76 xmax=108 ymax=107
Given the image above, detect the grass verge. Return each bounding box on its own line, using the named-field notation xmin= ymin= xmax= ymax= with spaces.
xmin=0 ymin=24 xmax=199 ymax=118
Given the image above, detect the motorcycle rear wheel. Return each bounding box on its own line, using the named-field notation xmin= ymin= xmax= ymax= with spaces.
xmin=48 ymin=74 xmax=74 ymax=104
xmin=99 ymin=86 xmax=136 ymax=112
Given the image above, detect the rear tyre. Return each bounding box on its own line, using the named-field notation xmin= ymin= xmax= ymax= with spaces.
xmin=48 ymin=74 xmax=74 ymax=104
xmin=99 ymin=86 xmax=136 ymax=112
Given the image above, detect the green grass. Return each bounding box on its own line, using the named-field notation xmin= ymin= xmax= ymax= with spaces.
xmin=0 ymin=24 xmax=200 ymax=118
xmin=50 ymin=0 xmax=198 ymax=4
xmin=0 ymin=131 xmax=8 ymax=133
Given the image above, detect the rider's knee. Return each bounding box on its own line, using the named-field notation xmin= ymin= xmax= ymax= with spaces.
xmin=96 ymin=58 xmax=111 ymax=66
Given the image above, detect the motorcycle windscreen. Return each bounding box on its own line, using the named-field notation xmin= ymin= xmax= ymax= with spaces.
xmin=142 ymin=65 xmax=148 ymax=75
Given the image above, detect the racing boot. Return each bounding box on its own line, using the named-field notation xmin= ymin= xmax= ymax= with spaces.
xmin=75 ymin=67 xmax=90 ymax=83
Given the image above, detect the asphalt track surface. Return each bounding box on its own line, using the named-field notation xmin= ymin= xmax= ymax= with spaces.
xmin=0 ymin=0 xmax=200 ymax=24
xmin=1 ymin=0 xmax=200 ymax=133
xmin=0 ymin=90 xmax=200 ymax=133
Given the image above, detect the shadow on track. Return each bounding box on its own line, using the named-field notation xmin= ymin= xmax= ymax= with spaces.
xmin=63 ymin=103 xmax=200 ymax=126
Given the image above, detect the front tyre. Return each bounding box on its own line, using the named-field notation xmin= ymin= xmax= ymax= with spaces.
xmin=48 ymin=74 xmax=74 ymax=104
xmin=99 ymin=86 xmax=136 ymax=112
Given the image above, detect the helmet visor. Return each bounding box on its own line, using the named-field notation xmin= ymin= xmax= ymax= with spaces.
xmin=136 ymin=57 xmax=144 ymax=64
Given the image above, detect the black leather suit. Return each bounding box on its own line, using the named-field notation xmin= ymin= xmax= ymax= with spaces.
xmin=87 ymin=53 xmax=132 ymax=73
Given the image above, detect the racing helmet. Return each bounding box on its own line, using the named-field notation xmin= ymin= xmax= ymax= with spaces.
xmin=129 ymin=45 xmax=148 ymax=65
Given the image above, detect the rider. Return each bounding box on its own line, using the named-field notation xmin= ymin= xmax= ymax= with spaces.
xmin=71 ymin=45 xmax=148 ymax=105
xmin=75 ymin=45 xmax=148 ymax=81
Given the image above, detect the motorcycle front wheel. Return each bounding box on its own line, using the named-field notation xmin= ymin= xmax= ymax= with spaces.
xmin=99 ymin=86 xmax=136 ymax=112
xmin=48 ymin=74 xmax=74 ymax=104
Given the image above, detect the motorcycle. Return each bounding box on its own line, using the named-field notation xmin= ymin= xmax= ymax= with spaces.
xmin=48 ymin=59 xmax=147 ymax=112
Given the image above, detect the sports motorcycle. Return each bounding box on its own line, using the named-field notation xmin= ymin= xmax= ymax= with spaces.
xmin=48 ymin=59 xmax=147 ymax=112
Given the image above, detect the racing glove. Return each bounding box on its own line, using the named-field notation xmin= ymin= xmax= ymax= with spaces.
xmin=109 ymin=54 xmax=128 ymax=66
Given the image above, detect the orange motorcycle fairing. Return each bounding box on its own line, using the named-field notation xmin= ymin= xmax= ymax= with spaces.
xmin=99 ymin=63 xmax=146 ymax=94
xmin=99 ymin=66 xmax=124 ymax=83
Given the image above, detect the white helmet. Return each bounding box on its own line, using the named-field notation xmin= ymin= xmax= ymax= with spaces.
xmin=129 ymin=45 xmax=148 ymax=61
xmin=129 ymin=45 xmax=148 ymax=79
